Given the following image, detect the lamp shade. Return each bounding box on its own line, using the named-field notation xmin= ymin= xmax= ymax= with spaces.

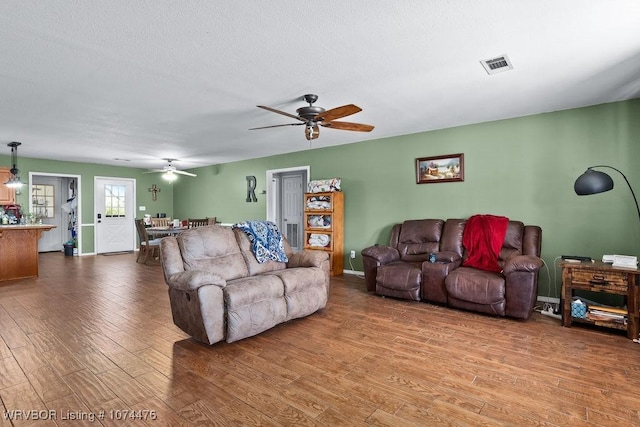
xmin=574 ymin=169 xmax=614 ymax=195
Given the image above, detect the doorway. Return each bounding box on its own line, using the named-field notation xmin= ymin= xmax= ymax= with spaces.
xmin=266 ymin=166 xmax=309 ymax=252
xmin=94 ymin=177 xmax=136 ymax=254
xmin=29 ymin=173 xmax=81 ymax=253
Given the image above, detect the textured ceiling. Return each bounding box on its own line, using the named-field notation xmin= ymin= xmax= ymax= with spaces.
xmin=1 ymin=1 xmax=639 ymax=171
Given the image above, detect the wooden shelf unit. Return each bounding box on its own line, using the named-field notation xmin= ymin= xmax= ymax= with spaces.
xmin=304 ymin=191 xmax=344 ymax=276
xmin=561 ymin=261 xmax=640 ymax=339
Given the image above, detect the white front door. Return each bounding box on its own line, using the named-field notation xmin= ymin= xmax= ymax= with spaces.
xmin=95 ymin=177 xmax=136 ymax=254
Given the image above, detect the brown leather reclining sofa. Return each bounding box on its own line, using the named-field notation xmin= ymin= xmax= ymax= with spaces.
xmin=361 ymin=218 xmax=543 ymax=319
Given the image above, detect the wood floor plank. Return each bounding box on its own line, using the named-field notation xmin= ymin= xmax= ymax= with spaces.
xmin=0 ymin=381 xmax=50 ymax=426
xmin=1 ymin=252 xmax=640 ymax=425
xmin=25 ymin=364 xmax=75 ymax=403
xmin=0 ymin=326 xmax=31 ymax=349
xmin=0 ymin=354 xmax=29 ymax=389
xmin=95 ymin=369 xmax=156 ymax=407
xmin=0 ymin=336 xmax=12 ymax=359
xmin=62 ymin=369 xmax=118 ymax=408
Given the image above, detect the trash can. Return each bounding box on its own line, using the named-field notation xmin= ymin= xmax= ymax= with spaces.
xmin=63 ymin=243 xmax=74 ymax=256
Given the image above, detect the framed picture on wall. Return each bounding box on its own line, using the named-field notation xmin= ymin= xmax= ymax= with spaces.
xmin=416 ymin=153 xmax=464 ymax=184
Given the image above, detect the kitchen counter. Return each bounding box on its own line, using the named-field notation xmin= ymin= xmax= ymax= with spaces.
xmin=0 ymin=224 xmax=56 ymax=282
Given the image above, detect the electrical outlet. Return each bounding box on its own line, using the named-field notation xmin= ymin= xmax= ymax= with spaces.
xmin=350 ymin=250 xmax=356 ymax=259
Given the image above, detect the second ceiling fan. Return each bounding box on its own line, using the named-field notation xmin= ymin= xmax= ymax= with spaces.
xmin=249 ymin=94 xmax=374 ymax=141
xmin=143 ymin=158 xmax=197 ymax=182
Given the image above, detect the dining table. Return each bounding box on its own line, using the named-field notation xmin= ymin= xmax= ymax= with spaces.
xmin=146 ymin=226 xmax=188 ymax=238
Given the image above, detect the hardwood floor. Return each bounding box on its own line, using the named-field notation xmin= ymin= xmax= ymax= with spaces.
xmin=1 ymin=252 xmax=639 ymax=426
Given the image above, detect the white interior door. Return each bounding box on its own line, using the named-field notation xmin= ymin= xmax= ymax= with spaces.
xmin=95 ymin=177 xmax=135 ymax=254
xmin=280 ymin=172 xmax=304 ymax=251
xmin=266 ymin=166 xmax=309 ymax=252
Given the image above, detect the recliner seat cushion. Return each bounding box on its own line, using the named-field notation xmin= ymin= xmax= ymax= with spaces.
xmin=224 ymin=275 xmax=287 ymax=342
xmin=267 ymin=267 xmax=328 ymax=320
xmin=377 ymin=262 xmax=421 ymax=290
xmin=445 ymin=267 xmax=505 ymax=305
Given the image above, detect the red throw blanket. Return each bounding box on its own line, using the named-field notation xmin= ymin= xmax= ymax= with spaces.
xmin=462 ymin=214 xmax=509 ymax=272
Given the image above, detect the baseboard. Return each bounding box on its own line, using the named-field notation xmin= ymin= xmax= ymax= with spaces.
xmin=537 ymin=296 xmax=560 ymax=305
xmin=343 ymin=269 xmax=364 ymax=277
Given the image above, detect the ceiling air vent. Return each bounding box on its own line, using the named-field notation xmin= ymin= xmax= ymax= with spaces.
xmin=480 ymin=54 xmax=513 ymax=75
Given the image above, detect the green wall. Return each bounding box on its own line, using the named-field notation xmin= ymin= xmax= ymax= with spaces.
xmin=173 ymin=99 xmax=640 ymax=299
xmin=4 ymin=99 xmax=638 ymax=300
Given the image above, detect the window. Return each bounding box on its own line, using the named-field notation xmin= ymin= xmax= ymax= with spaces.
xmin=105 ymin=184 xmax=126 ymax=217
xmin=32 ymin=184 xmax=55 ymax=218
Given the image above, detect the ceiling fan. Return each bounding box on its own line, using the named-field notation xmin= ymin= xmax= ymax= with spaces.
xmin=249 ymin=94 xmax=374 ymax=141
xmin=143 ymin=158 xmax=197 ymax=182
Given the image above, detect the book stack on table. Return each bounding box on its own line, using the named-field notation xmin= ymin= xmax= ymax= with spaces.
xmin=587 ymin=305 xmax=627 ymax=324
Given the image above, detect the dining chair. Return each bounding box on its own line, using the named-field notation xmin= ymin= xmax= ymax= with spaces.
xmin=150 ymin=218 xmax=171 ymax=227
xmin=188 ymin=218 xmax=209 ymax=228
xmin=135 ymin=219 xmax=161 ymax=263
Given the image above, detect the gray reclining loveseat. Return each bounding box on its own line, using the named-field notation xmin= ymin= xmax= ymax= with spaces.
xmin=160 ymin=225 xmax=330 ymax=344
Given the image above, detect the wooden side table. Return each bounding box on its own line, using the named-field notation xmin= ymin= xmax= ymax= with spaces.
xmin=561 ymin=261 xmax=640 ymax=339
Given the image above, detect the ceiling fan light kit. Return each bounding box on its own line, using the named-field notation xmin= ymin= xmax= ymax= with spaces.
xmin=250 ymin=94 xmax=374 ymax=141
xmin=143 ymin=158 xmax=197 ymax=183
xmin=162 ymin=171 xmax=177 ymax=182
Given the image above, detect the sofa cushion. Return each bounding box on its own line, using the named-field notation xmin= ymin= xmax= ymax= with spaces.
xmin=376 ymin=262 xmax=422 ymax=292
xmin=234 ymin=229 xmax=287 ymax=276
xmin=268 ymin=267 xmax=328 ymax=320
xmin=397 ymin=219 xmax=443 ymax=260
xmin=498 ymin=221 xmax=525 ymax=265
xmin=445 ymin=267 xmax=505 ymax=305
xmin=224 ymin=275 xmax=287 ymax=342
xmin=233 ymin=220 xmax=289 ymax=263
xmin=178 ymin=226 xmax=249 ymax=281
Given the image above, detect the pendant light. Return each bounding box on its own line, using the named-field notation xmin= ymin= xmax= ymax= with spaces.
xmin=5 ymin=142 xmax=25 ymax=189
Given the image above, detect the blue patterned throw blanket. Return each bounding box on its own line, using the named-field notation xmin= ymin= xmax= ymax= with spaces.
xmin=232 ymin=220 xmax=288 ymax=264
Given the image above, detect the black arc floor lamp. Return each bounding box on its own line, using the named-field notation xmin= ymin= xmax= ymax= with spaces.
xmin=574 ymin=165 xmax=640 ymax=227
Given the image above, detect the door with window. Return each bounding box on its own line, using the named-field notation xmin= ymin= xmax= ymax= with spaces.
xmin=95 ymin=177 xmax=135 ymax=254
xmin=33 ymin=178 xmax=64 ymax=252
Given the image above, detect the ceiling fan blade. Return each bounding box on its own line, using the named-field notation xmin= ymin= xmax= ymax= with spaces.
xmin=320 ymin=121 xmax=375 ymax=132
xmin=143 ymin=169 xmax=165 ymax=174
xmin=315 ymin=104 xmax=361 ymax=122
xmin=257 ymin=105 xmax=305 ymax=121
xmin=173 ymin=170 xmax=197 ymax=177
xmin=249 ymin=123 xmax=305 ymax=130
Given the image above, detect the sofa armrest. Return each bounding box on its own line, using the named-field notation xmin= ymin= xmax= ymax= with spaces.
xmin=361 ymin=245 xmax=400 ymax=264
xmin=502 ymin=255 xmax=544 ymax=275
xmin=421 ymin=255 xmax=463 ymax=303
xmin=166 ymin=270 xmax=227 ymax=292
xmin=433 ymin=251 xmax=462 ymax=264
xmin=503 ymin=255 xmax=544 ymax=319
xmin=361 ymin=245 xmax=400 ymax=292
xmin=288 ymin=250 xmax=329 ymax=268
